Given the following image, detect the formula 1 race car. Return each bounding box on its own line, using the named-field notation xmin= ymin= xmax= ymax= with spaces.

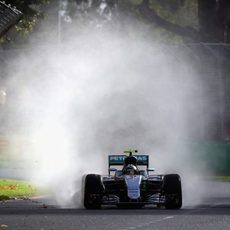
xmin=83 ymin=150 xmax=182 ymax=209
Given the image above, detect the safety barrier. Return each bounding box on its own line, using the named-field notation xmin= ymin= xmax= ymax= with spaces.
xmin=191 ymin=141 xmax=230 ymax=175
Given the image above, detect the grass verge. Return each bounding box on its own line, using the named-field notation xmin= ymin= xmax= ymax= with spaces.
xmin=214 ymin=176 xmax=230 ymax=182
xmin=0 ymin=179 xmax=39 ymax=200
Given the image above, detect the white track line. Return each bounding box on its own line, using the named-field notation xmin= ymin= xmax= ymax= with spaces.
xmin=120 ymin=216 xmax=174 ymax=230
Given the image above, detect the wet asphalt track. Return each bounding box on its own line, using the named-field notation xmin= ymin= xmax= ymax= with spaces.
xmin=0 ymin=195 xmax=230 ymax=230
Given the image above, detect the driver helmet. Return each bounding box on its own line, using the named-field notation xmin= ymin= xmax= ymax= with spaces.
xmin=125 ymin=164 xmax=138 ymax=175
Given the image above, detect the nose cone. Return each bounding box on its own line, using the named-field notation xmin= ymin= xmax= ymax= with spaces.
xmin=125 ymin=175 xmax=142 ymax=199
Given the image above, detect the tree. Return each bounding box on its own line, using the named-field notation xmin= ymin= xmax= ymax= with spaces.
xmin=137 ymin=0 xmax=200 ymax=42
xmin=73 ymin=0 xmax=230 ymax=43
xmin=134 ymin=0 xmax=230 ymax=43
xmin=0 ymin=0 xmax=50 ymax=45
xmin=2 ymin=0 xmax=230 ymax=45
xmin=198 ymin=0 xmax=230 ymax=42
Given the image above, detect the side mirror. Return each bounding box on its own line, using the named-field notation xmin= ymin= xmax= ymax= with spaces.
xmin=147 ymin=168 xmax=155 ymax=173
xmin=109 ymin=168 xmax=118 ymax=172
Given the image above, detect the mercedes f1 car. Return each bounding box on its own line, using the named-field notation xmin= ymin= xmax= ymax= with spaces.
xmin=83 ymin=150 xmax=182 ymax=209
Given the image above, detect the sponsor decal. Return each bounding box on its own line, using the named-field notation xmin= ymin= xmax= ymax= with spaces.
xmin=110 ymin=156 xmax=126 ymax=161
xmin=109 ymin=155 xmax=148 ymax=164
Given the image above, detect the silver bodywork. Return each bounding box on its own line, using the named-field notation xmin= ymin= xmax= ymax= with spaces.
xmin=125 ymin=175 xmax=142 ymax=199
xmin=84 ymin=152 xmax=182 ymax=209
xmin=101 ymin=174 xmax=165 ymax=205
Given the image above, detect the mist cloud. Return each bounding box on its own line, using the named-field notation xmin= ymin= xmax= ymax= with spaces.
xmin=5 ymin=18 xmax=208 ymax=207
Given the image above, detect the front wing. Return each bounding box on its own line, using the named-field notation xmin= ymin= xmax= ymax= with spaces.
xmin=101 ymin=175 xmax=165 ymax=206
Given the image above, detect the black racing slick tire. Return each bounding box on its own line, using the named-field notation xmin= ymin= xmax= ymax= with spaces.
xmin=163 ymin=174 xmax=182 ymax=209
xmin=84 ymin=174 xmax=104 ymax=209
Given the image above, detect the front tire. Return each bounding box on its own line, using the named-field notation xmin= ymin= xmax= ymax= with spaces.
xmin=84 ymin=174 xmax=104 ymax=209
xmin=163 ymin=174 xmax=182 ymax=209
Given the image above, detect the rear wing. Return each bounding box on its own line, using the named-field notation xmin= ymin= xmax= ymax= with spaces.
xmin=109 ymin=155 xmax=149 ymax=168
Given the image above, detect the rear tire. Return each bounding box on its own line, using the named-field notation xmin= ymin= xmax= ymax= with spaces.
xmin=163 ymin=174 xmax=182 ymax=209
xmin=84 ymin=174 xmax=104 ymax=209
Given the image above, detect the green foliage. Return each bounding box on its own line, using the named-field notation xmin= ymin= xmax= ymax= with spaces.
xmin=0 ymin=0 xmax=200 ymax=45
xmin=117 ymin=0 xmax=198 ymax=43
xmin=149 ymin=0 xmax=198 ymax=29
xmin=15 ymin=18 xmax=37 ymax=35
xmin=215 ymin=176 xmax=230 ymax=182
xmin=129 ymin=0 xmax=143 ymax=5
xmin=1 ymin=0 xmax=50 ymax=44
